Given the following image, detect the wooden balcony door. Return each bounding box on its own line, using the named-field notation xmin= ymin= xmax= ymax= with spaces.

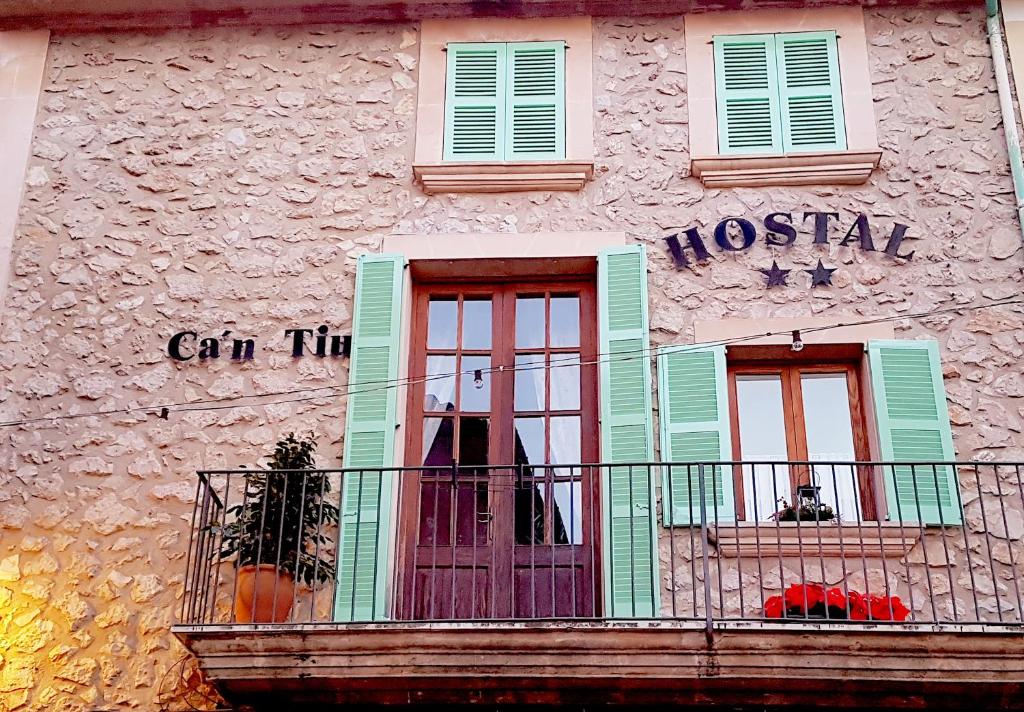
xmin=398 ymin=280 xmax=599 ymax=620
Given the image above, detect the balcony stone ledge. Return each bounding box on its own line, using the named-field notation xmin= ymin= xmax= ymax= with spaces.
xmin=690 ymin=149 xmax=883 ymax=188
xmin=413 ymin=160 xmax=595 ymax=194
xmin=173 ymin=620 xmax=1024 ymax=709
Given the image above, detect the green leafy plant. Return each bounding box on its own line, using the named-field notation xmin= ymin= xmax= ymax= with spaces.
xmin=216 ymin=433 xmax=339 ymax=586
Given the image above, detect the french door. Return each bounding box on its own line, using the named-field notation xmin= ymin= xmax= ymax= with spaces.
xmin=398 ymin=280 xmax=600 ymax=620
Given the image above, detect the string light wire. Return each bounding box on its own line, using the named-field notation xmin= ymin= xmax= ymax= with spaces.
xmin=1 ymin=296 xmax=1021 ymax=429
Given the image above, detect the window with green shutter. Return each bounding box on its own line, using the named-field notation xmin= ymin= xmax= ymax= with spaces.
xmin=867 ymin=339 xmax=962 ymax=526
xmin=713 ymin=31 xmax=846 ymax=155
xmin=335 ymin=253 xmax=406 ymax=622
xmin=444 ymin=41 xmax=565 ymax=162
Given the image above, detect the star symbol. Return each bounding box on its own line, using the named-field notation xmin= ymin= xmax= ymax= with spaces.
xmin=759 ymin=260 xmax=791 ymax=288
xmin=805 ymin=259 xmax=838 ymax=287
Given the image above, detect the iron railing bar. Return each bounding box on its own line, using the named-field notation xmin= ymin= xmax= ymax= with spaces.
xmin=992 ymin=464 xmax=1022 ymax=621
xmin=181 ymin=474 xmax=203 ymax=623
xmin=974 ymin=463 xmax=1003 ymax=623
xmin=697 ymin=463 xmax=713 ymax=639
xmin=931 ymin=464 xmax=957 ymax=623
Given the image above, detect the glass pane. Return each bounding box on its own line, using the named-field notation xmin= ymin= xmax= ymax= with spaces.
xmin=427 ymin=298 xmax=457 ymax=349
xmin=802 ymin=372 xmax=860 ymax=521
xmin=514 ymin=417 xmax=545 ymax=473
xmin=549 ymin=416 xmax=581 ymax=469
xmin=458 ymin=417 xmax=490 ymax=467
xmin=424 ymin=355 xmax=456 ymax=412
xmin=515 ymin=296 xmax=545 ymax=349
xmin=553 ymin=481 xmax=582 ymax=545
xmin=550 ymin=296 xmax=580 ymax=347
xmin=736 ymin=375 xmax=790 ymax=521
xmin=550 ymin=353 xmax=580 ymax=410
xmin=462 ymin=298 xmax=492 ymax=350
xmin=422 ymin=417 xmax=454 ymax=467
xmin=514 ymin=354 xmax=546 ymax=411
xmin=459 ymin=355 xmax=491 ymax=412
xmin=455 ymin=417 xmax=489 ymax=545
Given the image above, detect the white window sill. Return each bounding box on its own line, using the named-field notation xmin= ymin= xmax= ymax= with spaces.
xmin=690 ymin=149 xmax=882 ymax=188
xmin=709 ymin=521 xmax=921 ymax=559
xmin=413 ymin=160 xmax=595 ymax=194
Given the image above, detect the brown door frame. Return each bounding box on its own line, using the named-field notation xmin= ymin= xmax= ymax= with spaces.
xmin=397 ymin=278 xmax=601 ymax=619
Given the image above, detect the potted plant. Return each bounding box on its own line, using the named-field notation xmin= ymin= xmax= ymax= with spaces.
xmin=216 ymin=433 xmax=339 ymax=623
xmin=773 ymin=484 xmax=836 ymax=522
xmin=764 ymin=583 xmax=910 ymax=621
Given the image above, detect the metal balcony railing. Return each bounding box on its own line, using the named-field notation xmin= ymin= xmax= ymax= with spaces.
xmin=180 ymin=461 xmax=1024 ymax=629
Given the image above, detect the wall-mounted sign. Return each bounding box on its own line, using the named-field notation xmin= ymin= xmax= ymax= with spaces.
xmin=167 ymin=326 xmax=352 ymax=362
xmin=664 ymin=212 xmax=914 ymax=269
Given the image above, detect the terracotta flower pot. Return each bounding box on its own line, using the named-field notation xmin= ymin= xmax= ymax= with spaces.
xmin=234 ymin=564 xmax=295 ymax=623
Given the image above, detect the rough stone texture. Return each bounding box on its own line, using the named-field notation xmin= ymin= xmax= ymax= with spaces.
xmin=0 ymin=7 xmax=1023 ymax=711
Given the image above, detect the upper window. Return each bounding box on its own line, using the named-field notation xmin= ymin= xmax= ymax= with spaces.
xmin=413 ymin=17 xmax=595 ymax=193
xmin=683 ymin=7 xmax=881 ymax=187
xmin=444 ymin=42 xmax=566 ymax=162
xmin=713 ymin=31 xmax=846 ymax=155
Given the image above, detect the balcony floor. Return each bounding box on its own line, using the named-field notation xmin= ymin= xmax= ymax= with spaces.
xmin=173 ymin=620 xmax=1024 ymax=710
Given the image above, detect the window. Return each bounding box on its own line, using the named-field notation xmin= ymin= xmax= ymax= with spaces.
xmin=444 ymin=42 xmax=565 ymax=162
xmin=413 ymin=17 xmax=595 ymax=193
xmin=714 ymin=31 xmax=846 ymax=155
xmin=728 ymin=359 xmax=872 ymax=522
xmin=683 ymin=7 xmax=881 ymax=187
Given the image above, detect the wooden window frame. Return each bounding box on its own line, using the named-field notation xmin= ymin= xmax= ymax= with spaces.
xmin=726 ymin=353 xmax=878 ymax=521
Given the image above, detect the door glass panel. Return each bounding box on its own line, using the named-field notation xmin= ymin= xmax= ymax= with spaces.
xmin=801 ymin=373 xmax=860 ymax=520
xmin=553 ymin=481 xmax=582 ymax=545
xmin=459 ymin=355 xmax=491 ymax=412
xmin=456 ymin=417 xmax=489 ymax=545
xmin=462 ymin=298 xmax=492 ymax=350
xmin=514 ymin=354 xmax=546 ymax=411
xmin=515 ymin=296 xmax=545 ymax=349
xmin=424 ymin=355 xmax=456 ymax=412
xmin=549 ymin=415 xmax=581 ymax=470
xmin=427 ymin=298 xmax=457 ymax=349
xmin=513 ymin=417 xmax=545 ymax=473
xmin=423 ymin=417 xmax=454 ymax=467
xmin=550 ymin=296 xmax=580 ymax=347
xmin=550 ymin=354 xmax=580 ymax=410
xmin=736 ymin=374 xmax=790 ymax=521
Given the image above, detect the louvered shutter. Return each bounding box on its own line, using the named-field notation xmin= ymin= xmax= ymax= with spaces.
xmin=335 ymin=254 xmax=406 ymax=621
xmin=598 ymin=245 xmax=659 ymax=618
xmin=505 ymin=41 xmax=566 ymax=160
xmin=868 ymin=340 xmax=961 ymax=526
xmin=657 ymin=345 xmax=735 ymax=526
xmin=776 ymin=31 xmax=847 ymax=152
xmin=713 ymin=34 xmax=782 ymax=154
xmin=444 ymin=43 xmax=506 ymax=161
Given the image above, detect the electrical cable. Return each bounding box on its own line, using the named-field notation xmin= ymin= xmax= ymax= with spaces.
xmin=1 ymin=296 xmax=1020 ymax=429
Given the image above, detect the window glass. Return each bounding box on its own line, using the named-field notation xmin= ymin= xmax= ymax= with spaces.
xmin=427 ymin=298 xmax=457 ymax=349
xmin=736 ymin=374 xmax=791 ymax=520
xmin=462 ymin=299 xmax=492 ymax=350
xmin=801 ymin=372 xmax=859 ymax=520
xmin=550 ymin=296 xmax=579 ymax=347
xmin=515 ymin=296 xmax=545 ymax=349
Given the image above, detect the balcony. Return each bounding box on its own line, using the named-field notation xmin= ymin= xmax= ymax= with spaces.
xmin=171 ymin=461 xmax=1024 ymax=709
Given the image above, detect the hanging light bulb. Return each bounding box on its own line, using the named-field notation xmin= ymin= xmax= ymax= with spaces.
xmin=791 ymin=330 xmax=804 ymax=353
xmin=473 ymin=369 xmax=484 ymax=389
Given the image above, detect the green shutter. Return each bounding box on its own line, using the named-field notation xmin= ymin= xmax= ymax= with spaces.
xmin=505 ymin=41 xmax=566 ymax=160
xmin=444 ymin=43 xmax=506 ymax=161
xmin=335 ymin=253 xmax=406 ymax=621
xmin=598 ymin=245 xmax=659 ymax=618
xmin=713 ymin=34 xmax=782 ymax=154
xmin=776 ymin=31 xmax=847 ymax=152
xmin=868 ymin=340 xmax=961 ymax=526
xmin=657 ymin=345 xmax=734 ymax=526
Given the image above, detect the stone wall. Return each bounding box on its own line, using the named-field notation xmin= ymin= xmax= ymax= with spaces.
xmin=0 ymin=6 xmax=1022 ymax=710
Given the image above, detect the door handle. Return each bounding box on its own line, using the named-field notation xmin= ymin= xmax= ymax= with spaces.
xmin=477 ymin=510 xmax=493 ymax=523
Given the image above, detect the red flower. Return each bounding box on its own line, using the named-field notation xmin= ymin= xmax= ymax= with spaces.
xmin=869 ymin=595 xmax=910 ymax=622
xmin=784 ymin=583 xmax=825 ymax=613
xmin=847 ymin=591 xmax=868 ymax=620
xmin=764 ymin=595 xmax=785 ymax=618
xmin=825 ymin=587 xmax=847 ymax=610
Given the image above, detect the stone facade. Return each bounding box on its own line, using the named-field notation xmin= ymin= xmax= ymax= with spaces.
xmin=0 ymin=6 xmax=1023 ymax=711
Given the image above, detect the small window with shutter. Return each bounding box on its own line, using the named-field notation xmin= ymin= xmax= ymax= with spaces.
xmin=713 ymin=31 xmax=847 ymax=155
xmin=444 ymin=41 xmax=566 ymax=162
